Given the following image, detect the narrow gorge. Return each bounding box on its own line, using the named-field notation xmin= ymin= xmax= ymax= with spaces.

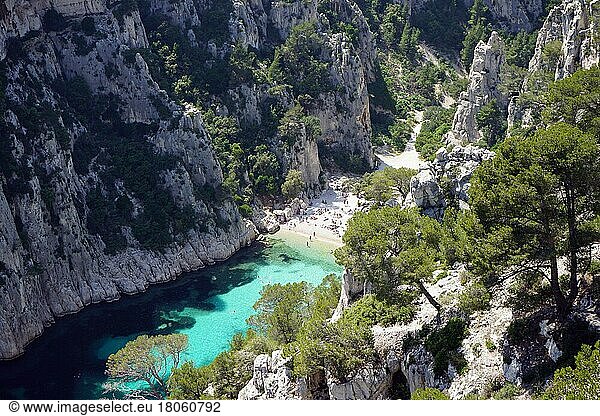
xmin=1 ymin=0 xmax=599 ymax=402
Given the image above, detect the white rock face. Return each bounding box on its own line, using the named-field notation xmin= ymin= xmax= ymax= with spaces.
xmin=404 ymin=31 xmax=504 ymax=217
xmin=332 ymin=269 xmax=372 ymax=321
xmin=312 ymin=32 xmax=375 ymax=169
xmin=149 ymin=0 xmax=201 ymax=29
xmin=463 ymin=0 xmax=544 ymax=32
xmin=52 ymin=0 xmax=107 ymax=16
xmin=450 ymin=32 xmax=507 ymax=144
xmin=528 ymin=0 xmax=599 ymax=79
xmin=447 ymin=300 xmax=513 ymax=398
xmin=0 ymin=1 xmax=258 ymax=359
xmin=0 ymin=0 xmax=47 ymax=60
xmin=268 ymin=0 xmax=318 ymax=40
xmin=509 ymin=0 xmax=599 ymax=129
xmin=405 ymin=145 xmax=494 ymax=216
xmin=238 ymin=350 xmax=308 ymax=399
xmin=230 ymin=0 xmax=267 ymax=50
xmin=327 ymin=357 xmax=398 ymax=400
xmin=407 ymin=169 xmax=444 ymax=211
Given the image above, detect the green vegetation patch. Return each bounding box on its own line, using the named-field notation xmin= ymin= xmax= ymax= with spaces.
xmin=425 ymin=318 xmax=468 ymax=376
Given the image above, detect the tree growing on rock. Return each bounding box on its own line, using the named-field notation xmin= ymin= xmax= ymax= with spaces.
xmin=354 ymin=167 xmax=416 ymax=204
xmin=470 ymin=122 xmax=600 ymax=317
xmin=247 ymin=282 xmax=312 ymax=344
xmin=281 ymin=169 xmax=305 ymax=201
xmin=335 ymin=207 xmax=443 ymax=310
xmin=106 ymin=334 xmax=188 ymax=398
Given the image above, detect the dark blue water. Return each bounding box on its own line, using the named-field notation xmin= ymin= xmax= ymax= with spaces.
xmin=0 ymin=234 xmax=342 ymax=399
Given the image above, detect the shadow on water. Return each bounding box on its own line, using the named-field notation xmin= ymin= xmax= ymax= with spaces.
xmin=0 ymin=241 xmax=260 ymax=399
xmin=0 ymin=237 xmax=341 ymax=400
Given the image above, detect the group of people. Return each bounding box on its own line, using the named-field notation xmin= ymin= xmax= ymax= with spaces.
xmin=279 ymin=176 xmax=364 ymax=247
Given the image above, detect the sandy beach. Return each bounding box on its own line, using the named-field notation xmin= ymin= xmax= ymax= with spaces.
xmin=275 ymin=175 xmax=365 ymax=248
xmin=276 ymin=114 xmax=427 ymax=249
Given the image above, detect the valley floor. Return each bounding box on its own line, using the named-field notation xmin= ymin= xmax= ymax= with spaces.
xmin=276 ymin=175 xmax=363 ymax=247
xmin=277 ymin=111 xmax=427 ymax=248
xmin=375 ymin=110 xmax=426 ymax=171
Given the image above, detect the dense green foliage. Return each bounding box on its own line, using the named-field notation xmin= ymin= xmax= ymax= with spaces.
xmin=504 ymin=31 xmax=538 ymax=68
xmin=284 ymin=277 xmax=414 ymax=382
xmin=471 ymin=121 xmax=600 ymax=315
xmin=542 ymin=341 xmax=600 ymax=399
xmin=268 ymin=22 xmax=332 ymax=97
xmin=415 ymin=106 xmax=455 ymax=161
xmin=335 ymin=207 xmax=444 ymax=309
xmin=340 ymin=294 xmax=415 ymax=327
xmin=425 ymin=318 xmax=468 ymax=375
xmin=248 ymin=281 xmax=312 ymax=345
xmin=281 ymin=170 xmax=305 ymax=201
xmin=353 ymin=167 xmax=415 ymax=204
xmin=461 ymin=0 xmax=491 ymax=67
xmin=412 ymin=0 xmax=468 ymax=51
xmin=411 ymin=387 xmax=450 ymax=400
xmin=542 ymin=67 xmax=600 ymax=137
xmin=457 ymin=282 xmax=491 ymax=314
xmin=106 ymin=334 xmax=188 ymax=398
xmin=167 ymin=329 xmax=276 ymax=400
xmin=475 ymin=99 xmax=507 ymax=147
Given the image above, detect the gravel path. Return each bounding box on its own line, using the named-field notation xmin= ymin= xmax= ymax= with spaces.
xmin=376 ymin=110 xmax=426 ymax=171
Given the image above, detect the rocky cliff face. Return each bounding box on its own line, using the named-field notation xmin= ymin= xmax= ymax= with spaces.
xmin=403 ymin=32 xmax=499 ymax=216
xmin=410 ymin=0 xmax=545 ymax=32
xmin=464 ymin=0 xmax=544 ymax=32
xmin=528 ymin=0 xmax=599 ymax=79
xmin=509 ymin=0 xmax=599 ymax=129
xmin=0 ymin=1 xmax=259 ymax=359
xmin=240 ymin=265 xmax=600 ymax=400
xmin=449 ymin=32 xmax=507 ymax=145
xmin=0 ymin=0 xmax=380 ymax=359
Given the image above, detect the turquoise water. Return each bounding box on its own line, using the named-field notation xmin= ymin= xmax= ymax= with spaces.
xmin=0 ymin=233 xmax=342 ymax=399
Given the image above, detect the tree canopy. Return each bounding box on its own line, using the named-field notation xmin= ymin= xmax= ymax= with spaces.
xmin=470 ymin=122 xmax=600 ymax=316
xmin=335 ymin=206 xmax=443 ymax=309
xmin=281 ymin=169 xmax=305 ymax=201
xmin=542 ymin=341 xmax=600 ymax=399
xmin=106 ymin=334 xmax=188 ymax=398
xmin=354 ymin=167 xmax=416 ymax=204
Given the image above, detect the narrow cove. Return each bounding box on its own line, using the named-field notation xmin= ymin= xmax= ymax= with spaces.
xmin=0 ymin=233 xmax=343 ymax=399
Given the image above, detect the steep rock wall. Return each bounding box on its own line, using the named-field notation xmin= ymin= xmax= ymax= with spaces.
xmin=528 ymin=0 xmax=599 ymax=79
xmin=0 ymin=2 xmax=256 ymax=359
xmin=449 ymin=32 xmax=507 ymax=144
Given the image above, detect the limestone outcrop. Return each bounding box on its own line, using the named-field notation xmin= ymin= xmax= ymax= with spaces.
xmin=238 ymin=350 xmax=308 ymax=400
xmin=509 ymin=0 xmax=599 ymax=129
xmin=405 ymin=31 xmax=501 ymax=216
xmin=528 ymin=0 xmax=599 ymax=79
xmin=410 ymin=0 xmax=545 ymax=32
xmin=404 ymin=145 xmax=494 ymax=216
xmin=463 ymin=0 xmax=544 ymax=32
xmin=0 ymin=1 xmax=258 ymax=359
xmin=449 ymin=32 xmax=507 ymax=145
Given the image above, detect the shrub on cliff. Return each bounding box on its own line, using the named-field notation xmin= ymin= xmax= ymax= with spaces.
xmin=542 ymin=341 xmax=600 ymax=399
xmin=281 ymin=170 xmax=305 ymax=201
xmin=411 ymin=387 xmax=450 ymax=400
